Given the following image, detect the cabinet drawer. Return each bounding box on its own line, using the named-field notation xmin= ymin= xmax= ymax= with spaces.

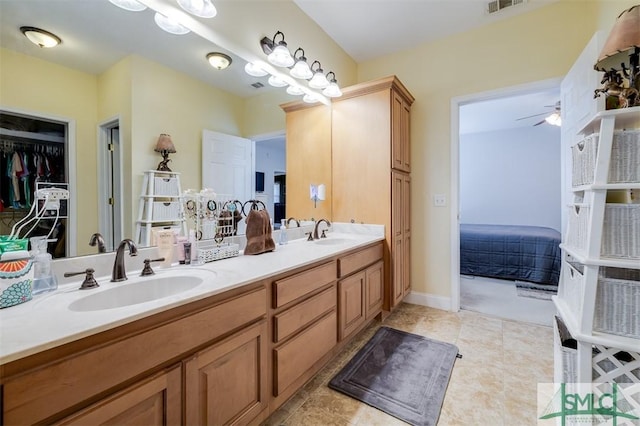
xmin=273 ymin=261 xmax=336 ymax=308
xmin=273 ymin=286 xmax=336 ymax=343
xmin=338 ymin=243 xmax=383 ymax=277
xmin=273 ymin=311 xmax=337 ymax=396
xmin=3 ymin=287 xmax=267 ymax=425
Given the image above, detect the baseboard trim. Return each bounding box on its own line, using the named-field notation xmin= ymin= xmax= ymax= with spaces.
xmin=404 ymin=291 xmax=452 ymax=311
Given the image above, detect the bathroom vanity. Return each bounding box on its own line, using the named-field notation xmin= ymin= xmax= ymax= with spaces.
xmin=0 ymin=227 xmax=384 ymax=425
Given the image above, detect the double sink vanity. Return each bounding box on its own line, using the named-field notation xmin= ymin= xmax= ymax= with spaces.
xmin=0 ymin=223 xmax=385 ymax=425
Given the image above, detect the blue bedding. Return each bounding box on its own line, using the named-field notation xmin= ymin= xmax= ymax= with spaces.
xmin=460 ymin=224 xmax=561 ymax=286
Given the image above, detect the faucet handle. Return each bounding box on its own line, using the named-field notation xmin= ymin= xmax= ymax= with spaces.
xmin=321 ymin=229 xmax=327 ymax=238
xmin=141 ymin=258 xmax=164 ymax=276
xmin=64 ymin=268 xmax=99 ymax=290
xmin=306 ymin=232 xmax=314 ymax=241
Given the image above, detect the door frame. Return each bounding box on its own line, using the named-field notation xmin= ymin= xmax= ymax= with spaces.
xmin=449 ymin=77 xmax=562 ymax=312
xmin=0 ymin=106 xmax=77 ymax=256
xmin=97 ymin=116 xmax=123 ymax=252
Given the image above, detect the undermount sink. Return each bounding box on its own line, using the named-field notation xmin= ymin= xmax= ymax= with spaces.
xmin=68 ymin=271 xmax=215 ymax=311
xmin=314 ymin=238 xmax=354 ymax=246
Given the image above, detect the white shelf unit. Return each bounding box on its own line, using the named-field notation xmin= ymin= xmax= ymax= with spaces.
xmin=135 ymin=170 xmax=187 ymax=247
xmin=553 ymin=106 xmax=640 ymax=387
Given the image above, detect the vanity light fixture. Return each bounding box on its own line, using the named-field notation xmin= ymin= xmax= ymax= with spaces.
xmin=289 ymin=48 xmax=313 ymax=80
xmin=322 ymin=72 xmax=343 ymax=98
xmin=177 ymin=0 xmax=217 ymax=18
xmin=308 ymin=61 xmax=330 ymax=89
xmin=108 ymin=0 xmax=147 ymax=12
xmin=207 ymin=52 xmax=232 ymax=70
xmin=266 ymin=31 xmax=294 ymax=67
xmin=303 ymin=93 xmax=319 ymax=104
xmin=286 ymin=85 xmax=305 ymax=96
xmin=244 ymin=62 xmax=269 ymax=77
xmin=268 ymin=75 xmax=288 ymax=88
xmin=154 ymin=12 xmax=190 ymax=35
xmin=20 ymin=27 xmax=61 ymax=48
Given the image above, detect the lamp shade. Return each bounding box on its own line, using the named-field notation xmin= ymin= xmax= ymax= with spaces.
xmin=594 ymin=5 xmax=640 ymax=71
xmin=155 ymin=134 xmax=176 ymax=153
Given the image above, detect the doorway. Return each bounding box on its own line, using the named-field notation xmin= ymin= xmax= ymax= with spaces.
xmin=450 ymin=78 xmax=562 ymax=324
xmin=98 ymin=118 xmax=123 ymax=252
xmin=0 ymin=109 xmax=76 ymax=257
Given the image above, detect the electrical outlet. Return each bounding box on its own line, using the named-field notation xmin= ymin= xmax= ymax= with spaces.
xmin=36 ymin=188 xmax=70 ymax=200
xmin=433 ymin=194 xmax=446 ymax=207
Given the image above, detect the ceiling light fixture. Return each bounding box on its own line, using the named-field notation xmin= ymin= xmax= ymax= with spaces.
xmin=207 ymin=52 xmax=232 ymax=70
xmin=108 ymin=0 xmax=147 ymax=12
xmin=244 ymin=62 xmax=269 ymax=77
xmin=20 ymin=26 xmax=61 ymax=48
xmin=322 ymin=71 xmax=342 ymax=98
xmin=290 ymin=48 xmax=313 ymax=80
xmin=544 ymin=112 xmax=562 ymax=127
xmin=154 ymin=12 xmax=190 ymax=35
xmin=177 ymin=0 xmax=217 ymax=18
xmin=266 ymin=31 xmax=294 ymax=67
xmin=308 ymin=61 xmax=329 ymax=89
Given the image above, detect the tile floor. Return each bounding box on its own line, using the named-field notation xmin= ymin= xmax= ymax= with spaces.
xmin=262 ymin=303 xmax=554 ymax=426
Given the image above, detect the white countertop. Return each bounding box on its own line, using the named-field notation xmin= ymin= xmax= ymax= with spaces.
xmin=0 ymin=224 xmax=384 ymax=365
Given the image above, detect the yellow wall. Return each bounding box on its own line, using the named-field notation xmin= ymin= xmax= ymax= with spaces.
xmin=356 ymin=0 xmax=634 ymax=301
xmin=0 ymin=47 xmax=98 ymax=255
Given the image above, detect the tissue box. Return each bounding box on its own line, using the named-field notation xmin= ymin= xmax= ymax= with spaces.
xmin=0 ymin=257 xmax=34 ymax=308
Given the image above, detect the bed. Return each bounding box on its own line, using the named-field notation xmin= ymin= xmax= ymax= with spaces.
xmin=460 ymin=224 xmax=561 ymax=286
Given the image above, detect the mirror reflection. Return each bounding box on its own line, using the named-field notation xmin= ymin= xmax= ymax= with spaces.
xmin=0 ymin=0 xmax=291 ymax=257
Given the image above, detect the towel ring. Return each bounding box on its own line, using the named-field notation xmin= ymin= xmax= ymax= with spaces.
xmin=241 ymin=200 xmax=266 ymax=216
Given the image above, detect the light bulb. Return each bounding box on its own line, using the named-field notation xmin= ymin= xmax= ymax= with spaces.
xmin=267 ymin=44 xmax=294 ymax=67
xmin=308 ymin=71 xmax=329 ymax=89
xmin=177 ymin=0 xmax=217 ymax=18
xmin=322 ymin=82 xmax=342 ymax=98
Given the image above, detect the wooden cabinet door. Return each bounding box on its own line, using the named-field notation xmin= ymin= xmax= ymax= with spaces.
xmin=392 ymin=234 xmax=405 ymax=307
xmin=338 ymin=271 xmax=366 ymax=340
xmin=365 ymin=261 xmax=384 ymax=319
xmin=55 ymin=366 xmax=181 ymax=426
xmin=403 ymin=233 xmax=411 ymax=296
xmin=184 ymin=321 xmax=268 ymax=426
xmin=391 ymin=91 xmax=411 ymax=172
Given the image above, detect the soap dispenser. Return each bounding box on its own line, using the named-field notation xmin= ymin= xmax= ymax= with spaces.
xmin=30 ymin=237 xmax=58 ymax=295
xmin=278 ymin=219 xmax=288 ymax=245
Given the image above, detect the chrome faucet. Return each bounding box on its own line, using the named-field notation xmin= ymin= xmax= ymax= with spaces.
xmin=112 ymin=239 xmax=138 ymax=282
xmin=313 ymin=219 xmax=331 ymax=240
xmin=89 ymin=232 xmax=107 ymax=253
xmin=286 ymin=217 xmax=301 ymax=227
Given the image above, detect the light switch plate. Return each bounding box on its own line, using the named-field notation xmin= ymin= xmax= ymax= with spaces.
xmin=433 ymin=194 xmax=446 ymax=207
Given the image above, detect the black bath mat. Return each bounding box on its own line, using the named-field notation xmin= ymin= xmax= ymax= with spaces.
xmin=329 ymin=327 xmax=459 ymax=426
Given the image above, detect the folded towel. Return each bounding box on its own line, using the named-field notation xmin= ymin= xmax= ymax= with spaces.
xmin=244 ymin=209 xmax=275 ymax=255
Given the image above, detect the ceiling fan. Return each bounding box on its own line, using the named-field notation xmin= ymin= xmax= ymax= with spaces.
xmin=516 ymin=101 xmax=561 ymax=126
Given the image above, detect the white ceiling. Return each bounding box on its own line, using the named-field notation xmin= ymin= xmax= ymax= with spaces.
xmin=0 ymin=0 xmax=561 ymax=132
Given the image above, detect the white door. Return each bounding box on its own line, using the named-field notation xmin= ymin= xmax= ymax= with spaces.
xmin=202 ymin=130 xmax=254 ymax=234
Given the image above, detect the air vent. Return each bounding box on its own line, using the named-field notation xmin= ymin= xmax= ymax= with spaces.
xmin=487 ymin=0 xmax=525 ymax=14
xmin=251 ymin=82 xmax=264 ymax=89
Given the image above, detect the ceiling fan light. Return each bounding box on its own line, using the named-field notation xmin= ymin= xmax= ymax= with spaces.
xmin=268 ymin=75 xmax=288 ymax=88
xmin=267 ymin=43 xmax=294 ymax=67
xmin=20 ymin=27 xmax=61 ymax=48
xmin=286 ymin=85 xmax=305 ymax=95
xmin=154 ymin=12 xmax=190 ymax=35
xmin=545 ymin=112 xmax=562 ymax=126
xmin=177 ymin=0 xmax=217 ymax=18
xmin=108 ymin=0 xmax=147 ymax=12
xmin=244 ymin=62 xmax=268 ymax=77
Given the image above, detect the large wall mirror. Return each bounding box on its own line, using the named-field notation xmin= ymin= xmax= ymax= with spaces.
xmin=0 ymin=0 xmax=300 ymax=256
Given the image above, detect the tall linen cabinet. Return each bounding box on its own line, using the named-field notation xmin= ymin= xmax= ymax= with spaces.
xmin=284 ymin=76 xmax=413 ymax=312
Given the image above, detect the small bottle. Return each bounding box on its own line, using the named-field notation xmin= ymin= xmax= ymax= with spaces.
xmin=30 ymin=237 xmax=58 ymax=295
xmin=278 ymin=219 xmax=288 ymax=245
